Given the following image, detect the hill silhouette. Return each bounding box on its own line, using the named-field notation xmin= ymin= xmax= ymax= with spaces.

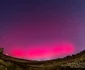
xmin=0 ymin=48 xmax=85 ymax=70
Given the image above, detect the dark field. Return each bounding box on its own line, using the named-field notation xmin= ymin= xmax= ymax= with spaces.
xmin=0 ymin=48 xmax=85 ymax=70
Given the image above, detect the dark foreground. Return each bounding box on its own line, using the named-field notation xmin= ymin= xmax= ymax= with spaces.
xmin=0 ymin=48 xmax=85 ymax=70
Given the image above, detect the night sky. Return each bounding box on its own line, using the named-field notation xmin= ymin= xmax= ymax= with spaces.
xmin=0 ymin=0 xmax=85 ymax=60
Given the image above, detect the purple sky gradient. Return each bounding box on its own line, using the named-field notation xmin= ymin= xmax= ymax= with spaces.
xmin=0 ymin=0 xmax=85 ymax=60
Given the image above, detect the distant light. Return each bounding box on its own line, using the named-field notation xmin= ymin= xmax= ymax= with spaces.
xmin=6 ymin=53 xmax=8 ymax=55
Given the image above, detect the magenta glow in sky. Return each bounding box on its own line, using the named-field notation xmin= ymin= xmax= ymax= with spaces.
xmin=0 ymin=0 xmax=85 ymax=60
xmin=1 ymin=24 xmax=75 ymax=60
xmin=9 ymin=42 xmax=75 ymax=60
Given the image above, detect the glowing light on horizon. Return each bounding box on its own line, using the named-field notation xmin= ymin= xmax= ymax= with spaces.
xmin=8 ymin=42 xmax=75 ymax=60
